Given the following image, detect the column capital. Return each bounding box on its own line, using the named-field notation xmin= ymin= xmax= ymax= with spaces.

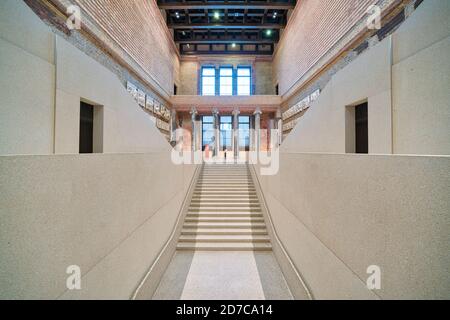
xmin=211 ymin=107 xmax=220 ymax=115
xmin=232 ymin=108 xmax=240 ymax=116
xmin=253 ymin=107 xmax=262 ymax=115
xmin=190 ymin=107 xmax=198 ymax=115
xmin=275 ymin=108 xmax=282 ymax=119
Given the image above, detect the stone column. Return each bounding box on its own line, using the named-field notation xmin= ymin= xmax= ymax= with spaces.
xmin=169 ymin=108 xmax=177 ymax=147
xmin=232 ymin=108 xmax=240 ymax=159
xmin=275 ymin=108 xmax=283 ymax=147
xmin=254 ymin=107 xmax=262 ymax=153
xmin=212 ymin=108 xmax=220 ymax=157
xmin=190 ymin=107 xmax=198 ymax=152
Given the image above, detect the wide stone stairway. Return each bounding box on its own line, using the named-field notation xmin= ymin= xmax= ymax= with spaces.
xmin=152 ymin=164 xmax=292 ymax=299
xmin=177 ymin=164 xmax=272 ymax=251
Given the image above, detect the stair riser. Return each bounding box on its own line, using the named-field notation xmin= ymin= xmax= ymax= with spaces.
xmin=176 ymin=247 xmax=272 ymax=252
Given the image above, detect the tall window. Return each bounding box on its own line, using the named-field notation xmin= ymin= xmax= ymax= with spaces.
xmin=202 ymin=67 xmax=216 ymax=96
xmin=219 ymin=67 xmax=233 ymax=96
xmin=202 ymin=116 xmax=214 ymax=150
xmin=239 ymin=116 xmax=250 ymax=151
xmin=220 ymin=116 xmax=233 ymax=151
xmin=237 ymin=67 xmax=251 ymax=96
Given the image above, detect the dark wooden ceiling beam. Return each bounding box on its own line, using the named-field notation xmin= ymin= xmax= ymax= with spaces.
xmin=158 ymin=2 xmax=295 ymax=10
xmin=168 ymin=23 xmax=284 ymax=29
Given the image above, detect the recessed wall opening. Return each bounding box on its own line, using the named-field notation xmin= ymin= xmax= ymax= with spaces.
xmin=346 ymin=101 xmax=368 ymax=154
xmin=355 ymin=102 xmax=368 ymax=154
xmin=79 ymin=101 xmax=103 ymax=154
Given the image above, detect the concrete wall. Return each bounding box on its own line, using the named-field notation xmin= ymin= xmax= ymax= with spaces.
xmin=0 ymin=153 xmax=196 ymax=299
xmin=282 ymin=0 xmax=450 ymax=156
xmin=0 ymin=0 xmax=170 ymax=156
xmin=254 ymin=153 xmax=450 ymax=299
xmin=0 ymin=0 xmax=56 ymax=155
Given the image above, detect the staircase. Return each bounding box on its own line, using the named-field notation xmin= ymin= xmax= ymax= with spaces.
xmin=177 ymin=164 xmax=272 ymax=251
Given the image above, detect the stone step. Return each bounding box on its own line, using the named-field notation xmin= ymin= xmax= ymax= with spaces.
xmin=181 ymin=228 xmax=268 ymax=235
xmin=179 ymin=234 xmax=270 ymax=243
xmin=190 ymin=202 xmax=260 ymax=207
xmin=183 ymin=222 xmax=267 ymax=229
xmin=185 ymin=216 xmax=265 ymax=223
xmin=176 ymin=242 xmax=272 ymax=251
xmin=188 ymin=207 xmax=261 ymax=212
xmin=187 ymin=212 xmax=263 ymax=217
xmin=191 ymin=198 xmax=259 ymax=203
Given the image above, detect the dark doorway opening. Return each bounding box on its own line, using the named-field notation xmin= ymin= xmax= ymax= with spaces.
xmin=355 ymin=102 xmax=368 ymax=154
xmin=79 ymin=102 xmax=94 ymax=154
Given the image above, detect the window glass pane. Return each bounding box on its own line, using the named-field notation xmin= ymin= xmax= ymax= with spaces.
xmin=220 ymin=86 xmax=233 ymax=96
xmin=202 ymin=68 xmax=215 ymax=76
xmin=221 ymin=78 xmax=233 ymax=86
xmin=202 ymin=77 xmax=215 ymax=86
xmin=237 ymin=68 xmax=251 ymax=76
xmin=238 ymin=77 xmax=250 ymax=86
xmin=220 ymin=68 xmax=233 ymax=76
xmin=237 ymin=86 xmax=250 ymax=96
xmin=203 ymin=86 xmax=215 ymax=96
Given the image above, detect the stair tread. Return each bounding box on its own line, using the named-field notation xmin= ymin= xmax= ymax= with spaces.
xmin=181 ymin=228 xmax=268 ymax=235
xmin=179 ymin=235 xmax=270 ymax=242
xmin=183 ymin=222 xmax=266 ymax=228
xmin=177 ymin=242 xmax=272 ymax=251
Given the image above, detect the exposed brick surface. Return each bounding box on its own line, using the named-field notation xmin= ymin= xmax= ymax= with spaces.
xmin=274 ymin=0 xmax=378 ymax=96
xmin=74 ymin=0 xmax=178 ymax=95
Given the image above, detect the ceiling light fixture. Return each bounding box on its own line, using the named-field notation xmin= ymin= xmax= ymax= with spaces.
xmin=231 ymin=43 xmax=236 ymax=48
xmin=266 ymin=29 xmax=272 ymax=36
xmin=213 ymin=11 xmax=220 ymax=20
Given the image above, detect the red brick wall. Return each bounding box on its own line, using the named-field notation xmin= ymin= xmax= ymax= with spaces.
xmin=274 ymin=0 xmax=379 ymax=96
xmin=74 ymin=0 xmax=179 ymax=95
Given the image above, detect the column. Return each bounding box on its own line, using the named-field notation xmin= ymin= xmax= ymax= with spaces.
xmin=190 ymin=107 xmax=198 ymax=152
xmin=253 ymin=107 xmax=262 ymax=153
xmin=212 ymin=108 xmax=220 ymax=157
xmin=232 ymin=108 xmax=240 ymax=159
xmin=275 ymin=108 xmax=283 ymax=147
xmin=169 ymin=108 xmax=177 ymax=147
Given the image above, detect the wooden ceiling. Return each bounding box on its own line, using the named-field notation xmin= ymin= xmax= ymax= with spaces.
xmin=157 ymin=0 xmax=296 ymax=55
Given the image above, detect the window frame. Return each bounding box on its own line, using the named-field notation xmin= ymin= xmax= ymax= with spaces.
xmin=201 ymin=66 xmax=216 ymax=96
xmin=237 ymin=66 xmax=252 ymax=96
xmin=219 ymin=66 xmax=234 ymax=96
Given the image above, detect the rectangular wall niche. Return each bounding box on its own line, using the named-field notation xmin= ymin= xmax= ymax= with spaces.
xmin=346 ymin=101 xmax=368 ymax=154
xmin=79 ymin=101 xmax=103 ymax=154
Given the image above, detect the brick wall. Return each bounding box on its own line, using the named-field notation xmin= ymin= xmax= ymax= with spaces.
xmin=73 ymin=0 xmax=179 ymax=96
xmin=273 ymin=0 xmax=381 ymax=96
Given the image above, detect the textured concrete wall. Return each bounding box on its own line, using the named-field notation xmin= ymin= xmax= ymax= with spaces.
xmin=254 ymin=153 xmax=450 ymax=299
xmin=0 ymin=0 xmax=56 ymax=155
xmin=54 ymin=37 xmax=170 ymax=154
xmin=0 ymin=154 xmax=196 ymax=299
xmin=282 ymin=0 xmax=450 ymax=155
xmin=0 ymin=0 xmax=171 ymax=156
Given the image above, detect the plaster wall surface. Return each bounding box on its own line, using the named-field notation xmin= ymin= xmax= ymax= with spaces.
xmin=0 ymin=153 xmax=196 ymax=299
xmin=0 ymin=0 xmax=171 ymax=156
xmin=54 ymin=37 xmax=170 ymax=154
xmin=254 ymin=153 xmax=450 ymax=299
xmin=0 ymin=0 xmax=56 ymax=155
xmin=282 ymin=0 xmax=450 ymax=156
